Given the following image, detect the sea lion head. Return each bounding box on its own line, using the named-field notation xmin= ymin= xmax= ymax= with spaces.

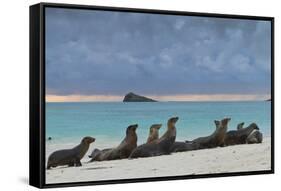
xmin=214 ymin=120 xmax=220 ymax=129
xmin=147 ymin=124 xmax=162 ymax=143
xmin=81 ymin=136 xmax=96 ymax=145
xmin=126 ymin=124 xmax=138 ymax=135
xmin=168 ymin=117 xmax=179 ymax=127
xmin=221 ymin=117 xmax=231 ymax=126
xmin=150 ymin=124 xmax=162 ymax=132
xmin=214 ymin=117 xmax=231 ymax=130
xmin=248 ymin=123 xmax=259 ymax=130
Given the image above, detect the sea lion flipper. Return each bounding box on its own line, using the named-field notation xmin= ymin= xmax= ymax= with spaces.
xmin=237 ymin=122 xmax=245 ymax=130
xmin=75 ymin=160 xmax=82 ymax=167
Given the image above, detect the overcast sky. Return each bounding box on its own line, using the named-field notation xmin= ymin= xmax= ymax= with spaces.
xmin=46 ymin=7 xmax=271 ymax=99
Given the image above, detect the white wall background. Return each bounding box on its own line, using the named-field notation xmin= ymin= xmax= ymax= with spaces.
xmin=0 ymin=0 xmax=279 ymax=190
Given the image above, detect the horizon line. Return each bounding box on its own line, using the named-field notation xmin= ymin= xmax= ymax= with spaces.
xmin=46 ymin=93 xmax=270 ymax=103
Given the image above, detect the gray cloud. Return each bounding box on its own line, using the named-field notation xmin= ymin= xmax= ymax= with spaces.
xmin=46 ymin=8 xmax=271 ymax=95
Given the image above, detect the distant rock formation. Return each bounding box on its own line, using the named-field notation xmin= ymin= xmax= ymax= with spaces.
xmin=123 ymin=92 xmax=157 ymax=102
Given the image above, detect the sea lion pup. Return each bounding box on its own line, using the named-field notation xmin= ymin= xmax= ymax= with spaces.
xmin=47 ymin=136 xmax=95 ymax=169
xmin=129 ymin=117 xmax=178 ymax=159
xmin=186 ymin=118 xmax=231 ymax=149
xmin=88 ymin=124 xmax=138 ymax=162
xmin=224 ymin=123 xmax=260 ymax=146
xmin=146 ymin=124 xmax=162 ymax=143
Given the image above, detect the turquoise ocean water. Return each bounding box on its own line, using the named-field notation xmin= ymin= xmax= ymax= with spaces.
xmin=46 ymin=101 xmax=271 ymax=148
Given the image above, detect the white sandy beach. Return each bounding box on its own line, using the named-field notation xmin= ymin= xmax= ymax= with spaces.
xmin=46 ymin=137 xmax=271 ymax=184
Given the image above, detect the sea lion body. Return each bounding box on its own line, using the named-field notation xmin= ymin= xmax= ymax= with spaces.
xmin=129 ymin=142 xmax=167 ymax=158
xmin=47 ymin=136 xmax=95 ymax=169
xmin=129 ymin=117 xmax=178 ymax=159
xmin=224 ymin=123 xmax=259 ymax=146
xmin=89 ymin=124 xmax=138 ymax=162
xmin=188 ymin=118 xmax=231 ymax=149
xmin=170 ymin=141 xmax=200 ymax=152
xmin=146 ymin=124 xmax=162 ymax=144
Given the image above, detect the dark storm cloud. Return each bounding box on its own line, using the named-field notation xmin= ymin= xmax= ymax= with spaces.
xmin=46 ymin=8 xmax=271 ymax=95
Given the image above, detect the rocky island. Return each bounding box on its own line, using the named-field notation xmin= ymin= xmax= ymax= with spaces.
xmin=123 ymin=92 xmax=157 ymax=102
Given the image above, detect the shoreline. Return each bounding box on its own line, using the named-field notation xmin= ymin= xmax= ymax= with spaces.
xmin=46 ymin=137 xmax=271 ymax=184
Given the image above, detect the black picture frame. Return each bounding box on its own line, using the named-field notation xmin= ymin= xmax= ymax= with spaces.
xmin=29 ymin=2 xmax=275 ymax=189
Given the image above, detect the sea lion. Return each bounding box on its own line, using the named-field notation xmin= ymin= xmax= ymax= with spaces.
xmin=146 ymin=124 xmax=162 ymax=143
xmin=224 ymin=123 xmax=260 ymax=146
xmin=47 ymin=136 xmax=95 ymax=169
xmin=129 ymin=117 xmax=178 ymax=159
xmin=186 ymin=118 xmax=231 ymax=149
xmin=88 ymin=124 xmax=138 ymax=162
xmin=246 ymin=129 xmax=263 ymax=144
